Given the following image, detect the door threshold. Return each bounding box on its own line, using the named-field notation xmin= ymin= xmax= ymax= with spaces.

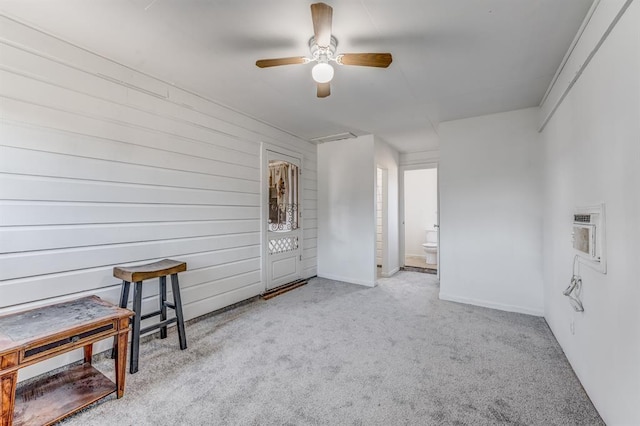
xmin=262 ymin=279 xmax=308 ymax=300
xmin=401 ymin=266 xmax=437 ymax=275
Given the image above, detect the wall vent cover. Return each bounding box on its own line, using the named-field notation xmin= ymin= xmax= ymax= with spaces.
xmin=574 ymin=214 xmax=591 ymax=223
xmin=309 ymin=132 xmax=357 ymax=144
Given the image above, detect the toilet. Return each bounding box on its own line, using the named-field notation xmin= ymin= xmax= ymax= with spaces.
xmin=421 ymin=230 xmax=438 ymax=265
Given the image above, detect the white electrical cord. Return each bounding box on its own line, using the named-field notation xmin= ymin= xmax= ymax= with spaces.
xmin=563 ymin=255 xmax=584 ymax=312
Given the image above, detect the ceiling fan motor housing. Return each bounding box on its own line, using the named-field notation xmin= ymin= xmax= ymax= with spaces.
xmin=309 ymin=35 xmax=338 ymax=62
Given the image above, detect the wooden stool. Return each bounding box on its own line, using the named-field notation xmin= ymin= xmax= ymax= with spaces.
xmin=113 ymin=259 xmax=187 ymax=374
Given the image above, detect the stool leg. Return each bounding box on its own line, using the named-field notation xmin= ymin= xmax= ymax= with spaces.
xmin=118 ymin=280 xmax=131 ymax=309
xmin=159 ymin=275 xmax=167 ymax=339
xmin=111 ymin=280 xmax=131 ymax=359
xmin=170 ymin=273 xmax=187 ymax=350
xmin=130 ymin=280 xmax=143 ymax=374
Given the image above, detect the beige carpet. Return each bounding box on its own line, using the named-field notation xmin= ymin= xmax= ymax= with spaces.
xmin=58 ymin=271 xmax=602 ymax=425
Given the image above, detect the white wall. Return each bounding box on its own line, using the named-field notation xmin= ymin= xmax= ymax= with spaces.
xmin=399 ymin=150 xmax=440 ymax=168
xmin=375 ymin=137 xmax=400 ymax=277
xmin=540 ymin=1 xmax=640 ymax=424
xmin=317 ymin=136 xmax=376 ymax=286
xmin=376 ymin=168 xmax=383 ymax=266
xmin=404 ymin=169 xmax=438 ymax=257
xmin=439 ymin=108 xmax=544 ymax=316
xmin=0 ymin=16 xmax=317 ymax=379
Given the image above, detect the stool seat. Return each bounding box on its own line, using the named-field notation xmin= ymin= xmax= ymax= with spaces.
xmin=112 ymin=258 xmax=187 ymax=374
xmin=114 ymin=259 xmax=186 ymax=282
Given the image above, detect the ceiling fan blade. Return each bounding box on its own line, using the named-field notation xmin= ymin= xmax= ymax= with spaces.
xmin=311 ymin=3 xmax=333 ymax=47
xmin=317 ymin=82 xmax=330 ymax=98
xmin=338 ymin=53 xmax=393 ymax=68
xmin=256 ymin=57 xmax=308 ymax=68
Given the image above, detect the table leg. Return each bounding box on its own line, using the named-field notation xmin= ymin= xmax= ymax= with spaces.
xmin=83 ymin=344 xmax=93 ymax=364
xmin=115 ymin=328 xmax=128 ymax=399
xmin=1 ymin=371 xmax=17 ymax=426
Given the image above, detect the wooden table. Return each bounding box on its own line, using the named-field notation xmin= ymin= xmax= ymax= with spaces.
xmin=0 ymin=296 xmax=133 ymax=426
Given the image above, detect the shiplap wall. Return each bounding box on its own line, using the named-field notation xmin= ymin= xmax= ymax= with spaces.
xmin=0 ymin=15 xmax=317 ymax=332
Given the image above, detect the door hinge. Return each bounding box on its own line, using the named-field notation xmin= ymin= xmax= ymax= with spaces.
xmin=300 ymin=255 xmax=302 ymax=261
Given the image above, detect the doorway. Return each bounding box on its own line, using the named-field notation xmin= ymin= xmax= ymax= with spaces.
xmin=376 ymin=168 xmax=384 ymax=277
xmin=375 ymin=167 xmax=389 ymax=280
xmin=402 ymin=168 xmax=438 ymax=274
xmin=264 ymin=149 xmax=302 ymax=290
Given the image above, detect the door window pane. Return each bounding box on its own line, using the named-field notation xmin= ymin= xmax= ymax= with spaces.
xmin=268 ymin=160 xmax=298 ymax=232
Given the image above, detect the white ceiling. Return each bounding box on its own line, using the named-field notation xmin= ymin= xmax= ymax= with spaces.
xmin=0 ymin=0 xmax=593 ymax=153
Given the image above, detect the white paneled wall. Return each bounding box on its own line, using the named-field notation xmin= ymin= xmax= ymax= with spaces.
xmin=0 ymin=15 xmax=317 ymax=326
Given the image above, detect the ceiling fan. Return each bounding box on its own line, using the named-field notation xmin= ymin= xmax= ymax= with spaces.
xmin=255 ymin=2 xmax=392 ymax=98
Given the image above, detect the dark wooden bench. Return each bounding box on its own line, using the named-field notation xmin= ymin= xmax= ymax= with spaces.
xmin=0 ymin=296 xmax=133 ymax=425
xmin=112 ymin=259 xmax=187 ymax=374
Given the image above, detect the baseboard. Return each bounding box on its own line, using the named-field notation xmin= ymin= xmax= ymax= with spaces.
xmin=381 ymin=267 xmax=400 ymax=278
xmin=405 ymin=253 xmax=423 ymax=258
xmin=438 ymin=292 xmax=544 ymax=317
xmin=317 ymin=273 xmax=375 ymax=287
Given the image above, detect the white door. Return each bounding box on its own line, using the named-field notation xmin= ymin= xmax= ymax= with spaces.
xmin=265 ymin=150 xmax=302 ymax=290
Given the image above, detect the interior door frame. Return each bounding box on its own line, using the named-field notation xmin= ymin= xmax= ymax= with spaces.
xmin=375 ymin=166 xmax=390 ymax=279
xmin=261 ymin=143 xmax=304 ymax=291
xmin=398 ymin=161 xmax=439 ymax=278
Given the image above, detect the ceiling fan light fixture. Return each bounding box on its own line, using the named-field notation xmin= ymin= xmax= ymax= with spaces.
xmin=312 ymin=62 xmax=334 ymax=83
xmin=255 ymin=3 xmax=392 ymax=97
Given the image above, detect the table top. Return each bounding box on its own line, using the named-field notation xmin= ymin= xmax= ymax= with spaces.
xmin=0 ymin=296 xmax=133 ymax=352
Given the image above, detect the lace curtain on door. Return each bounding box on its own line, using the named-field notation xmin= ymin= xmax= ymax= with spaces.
xmin=268 ymin=161 xmax=298 ymax=232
